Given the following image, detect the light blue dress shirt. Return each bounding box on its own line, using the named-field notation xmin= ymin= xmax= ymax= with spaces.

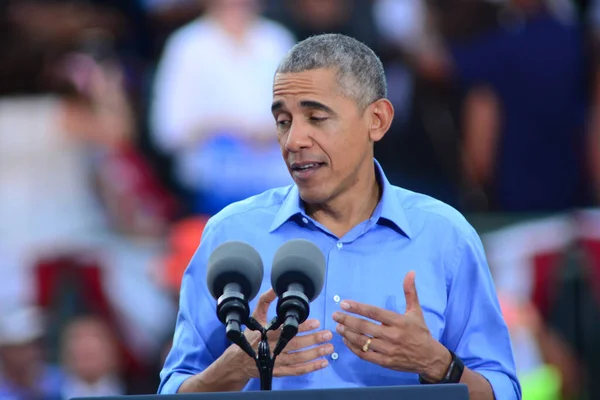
xmin=159 ymin=161 xmax=521 ymax=399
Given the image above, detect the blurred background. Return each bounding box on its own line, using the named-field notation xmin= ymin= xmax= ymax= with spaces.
xmin=0 ymin=0 xmax=599 ymax=398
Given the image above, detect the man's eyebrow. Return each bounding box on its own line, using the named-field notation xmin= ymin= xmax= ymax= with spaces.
xmin=271 ymin=101 xmax=285 ymax=114
xmin=271 ymin=100 xmax=336 ymax=115
xmin=300 ymin=100 xmax=335 ymax=115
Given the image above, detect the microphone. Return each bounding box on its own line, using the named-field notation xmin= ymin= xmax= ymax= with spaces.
xmin=270 ymin=239 xmax=326 ymax=355
xmin=207 ymin=241 xmax=264 ymax=343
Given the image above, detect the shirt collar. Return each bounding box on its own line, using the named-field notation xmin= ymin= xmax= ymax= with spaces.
xmin=269 ymin=159 xmax=412 ymax=238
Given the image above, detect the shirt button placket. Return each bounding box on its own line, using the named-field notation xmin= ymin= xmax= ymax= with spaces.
xmin=327 ymin=240 xmax=346 ymax=364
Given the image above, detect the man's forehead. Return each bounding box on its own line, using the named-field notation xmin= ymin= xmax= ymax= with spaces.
xmin=273 ymin=69 xmax=338 ymax=89
xmin=272 ymin=69 xmax=344 ymax=104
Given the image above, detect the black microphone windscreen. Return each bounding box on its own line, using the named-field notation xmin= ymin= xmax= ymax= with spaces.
xmin=206 ymin=241 xmax=264 ymax=301
xmin=271 ymin=239 xmax=326 ymax=302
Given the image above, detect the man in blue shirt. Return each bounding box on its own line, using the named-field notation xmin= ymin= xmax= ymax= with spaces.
xmin=159 ymin=33 xmax=521 ymax=400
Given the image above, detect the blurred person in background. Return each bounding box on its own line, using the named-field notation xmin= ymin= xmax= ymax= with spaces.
xmin=414 ymin=1 xmax=599 ymax=396
xmin=0 ymin=307 xmax=62 ymax=400
xmin=585 ymin=0 xmax=600 ymax=210
xmin=370 ymin=0 xmax=464 ymax=208
xmin=0 ymin=1 xmax=134 ymax=313
xmin=265 ymin=0 xmax=380 ymax=51
xmin=59 ymin=316 xmax=125 ymax=399
xmin=0 ymin=1 xmax=177 ymax=392
xmin=482 ymin=214 xmax=596 ymax=400
xmin=415 ymin=0 xmax=592 ymax=212
xmin=142 ymin=0 xmax=205 ymax=52
xmin=497 ymin=294 xmax=561 ymax=400
xmin=150 ymin=0 xmax=296 ymax=216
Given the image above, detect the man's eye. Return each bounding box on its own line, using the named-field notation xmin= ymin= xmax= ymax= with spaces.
xmin=276 ymin=120 xmax=291 ymax=127
xmin=310 ymin=117 xmax=327 ymax=123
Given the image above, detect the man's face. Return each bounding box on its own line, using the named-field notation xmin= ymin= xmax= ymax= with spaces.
xmin=61 ymin=318 xmax=118 ymax=383
xmin=272 ymin=68 xmax=373 ymax=205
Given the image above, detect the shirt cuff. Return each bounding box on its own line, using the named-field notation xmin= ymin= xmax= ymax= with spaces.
xmin=477 ymin=369 xmax=521 ymax=400
xmin=159 ymin=371 xmax=192 ymax=394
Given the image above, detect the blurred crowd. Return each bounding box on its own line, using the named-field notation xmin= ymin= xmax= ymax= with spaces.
xmin=1 ymin=0 xmax=600 ymax=399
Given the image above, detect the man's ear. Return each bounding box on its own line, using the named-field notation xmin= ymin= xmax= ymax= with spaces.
xmin=368 ymin=99 xmax=394 ymax=143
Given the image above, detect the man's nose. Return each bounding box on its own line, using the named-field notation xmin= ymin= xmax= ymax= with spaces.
xmin=284 ymin=122 xmax=312 ymax=152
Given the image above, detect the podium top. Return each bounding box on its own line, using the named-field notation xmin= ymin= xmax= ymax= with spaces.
xmin=72 ymin=384 xmax=469 ymax=400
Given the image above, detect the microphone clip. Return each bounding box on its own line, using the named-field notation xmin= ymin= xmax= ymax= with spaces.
xmin=216 ymin=292 xmax=250 ymax=337
xmin=216 ymin=291 xmax=260 ymax=362
xmin=271 ymin=289 xmax=310 ymax=356
xmin=277 ymin=289 xmax=310 ymax=328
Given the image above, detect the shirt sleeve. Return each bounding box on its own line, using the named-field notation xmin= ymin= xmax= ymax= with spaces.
xmin=158 ymin=219 xmax=228 ymax=394
xmin=441 ymin=225 xmax=522 ymax=400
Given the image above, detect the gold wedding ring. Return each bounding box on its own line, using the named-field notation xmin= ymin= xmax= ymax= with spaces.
xmin=362 ymin=337 xmax=372 ymax=352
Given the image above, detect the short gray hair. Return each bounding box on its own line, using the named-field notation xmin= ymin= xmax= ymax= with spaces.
xmin=275 ymin=34 xmax=387 ymax=110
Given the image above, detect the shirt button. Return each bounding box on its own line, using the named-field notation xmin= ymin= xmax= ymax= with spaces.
xmin=336 ymin=242 xmax=343 ymax=249
xmin=331 ymin=352 xmax=339 ymax=360
xmin=302 ymin=217 xmax=308 ymax=224
xmin=333 ymin=295 xmax=340 ymax=303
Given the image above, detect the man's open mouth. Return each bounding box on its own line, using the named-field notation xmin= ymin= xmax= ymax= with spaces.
xmin=292 ymin=163 xmax=323 ymax=171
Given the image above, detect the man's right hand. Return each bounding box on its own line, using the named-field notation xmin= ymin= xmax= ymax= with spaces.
xmin=234 ymin=289 xmax=333 ymax=379
xmin=178 ymin=288 xmax=332 ymax=393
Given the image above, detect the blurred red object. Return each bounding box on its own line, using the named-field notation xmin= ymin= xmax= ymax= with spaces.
xmin=97 ymin=145 xmax=179 ymax=237
xmin=498 ymin=292 xmax=542 ymax=334
xmin=151 ymin=215 xmax=210 ymax=292
xmin=530 ymin=251 xmax=564 ymax=321
xmin=577 ymin=214 xmax=600 ymax=307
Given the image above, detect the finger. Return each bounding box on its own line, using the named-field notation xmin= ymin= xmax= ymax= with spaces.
xmin=252 ymin=288 xmax=277 ymax=319
xmin=341 ymin=337 xmax=391 ymax=369
xmin=332 ymin=312 xmax=386 ymax=338
xmin=266 ymin=319 xmax=321 ymax=341
xmin=298 ymin=318 xmax=321 ymax=333
xmin=335 ymin=324 xmax=393 ymax=355
xmin=338 ymin=301 xmax=398 ymax=326
xmin=274 ymin=359 xmax=329 ymax=377
xmin=266 ymin=329 xmax=280 ymax=341
xmin=244 ymin=328 xmax=261 ymax=344
xmin=277 ymin=343 xmax=334 ymax=366
xmin=284 ymin=330 xmax=332 ymax=352
xmin=403 ymin=271 xmax=423 ymax=316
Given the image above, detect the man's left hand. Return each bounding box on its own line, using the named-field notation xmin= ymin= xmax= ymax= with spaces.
xmin=333 ymin=271 xmax=452 ymax=382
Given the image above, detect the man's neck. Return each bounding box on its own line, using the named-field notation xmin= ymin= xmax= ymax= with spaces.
xmin=307 ymin=163 xmax=381 ymax=238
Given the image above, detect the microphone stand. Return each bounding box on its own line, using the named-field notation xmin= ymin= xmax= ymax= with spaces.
xmin=218 ymin=289 xmax=309 ymax=390
xmin=226 ymin=315 xmax=291 ymax=391
xmin=221 ymin=309 xmax=297 ymax=389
